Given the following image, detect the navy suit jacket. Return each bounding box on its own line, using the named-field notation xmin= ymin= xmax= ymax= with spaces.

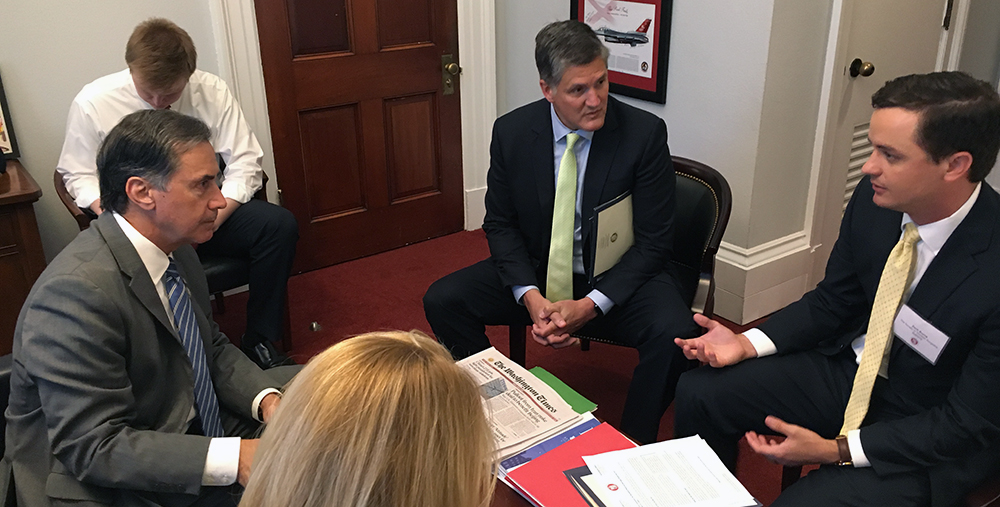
xmin=482 ymin=96 xmax=676 ymax=305
xmin=760 ymin=177 xmax=1000 ymax=506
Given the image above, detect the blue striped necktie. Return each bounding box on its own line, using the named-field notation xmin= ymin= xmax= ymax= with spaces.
xmin=164 ymin=260 xmax=225 ymax=438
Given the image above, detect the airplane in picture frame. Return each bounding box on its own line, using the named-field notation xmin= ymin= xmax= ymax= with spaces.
xmin=594 ymin=19 xmax=651 ymax=47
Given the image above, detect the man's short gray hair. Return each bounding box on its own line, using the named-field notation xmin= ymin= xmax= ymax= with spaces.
xmin=97 ymin=109 xmax=212 ymax=214
xmin=535 ymin=20 xmax=609 ymax=87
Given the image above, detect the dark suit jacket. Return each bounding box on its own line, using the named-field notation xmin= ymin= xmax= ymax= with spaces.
xmin=5 ymin=213 xmax=279 ymax=506
xmin=482 ymin=96 xmax=675 ymax=305
xmin=760 ymin=176 xmax=1000 ymax=506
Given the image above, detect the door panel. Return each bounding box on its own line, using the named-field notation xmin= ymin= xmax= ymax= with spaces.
xmin=287 ymin=0 xmax=350 ymax=55
xmin=256 ymin=0 xmax=463 ymax=272
xmin=378 ymin=0 xmax=432 ymax=48
xmin=299 ymin=105 xmax=365 ymax=218
xmin=385 ymin=94 xmax=440 ymax=201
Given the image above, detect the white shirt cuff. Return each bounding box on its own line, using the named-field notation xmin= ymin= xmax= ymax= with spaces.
xmin=847 ymin=429 xmax=871 ymax=467
xmin=74 ymin=188 xmax=101 ymax=209
xmin=220 ymin=179 xmax=254 ymax=204
xmin=252 ymin=388 xmax=282 ymax=423
xmin=742 ymin=328 xmax=777 ymax=357
xmin=586 ymin=290 xmax=614 ymax=315
xmin=202 ymin=437 xmax=240 ymax=485
xmin=513 ymin=285 xmax=538 ymax=305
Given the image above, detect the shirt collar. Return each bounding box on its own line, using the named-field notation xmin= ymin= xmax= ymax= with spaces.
xmin=112 ymin=212 xmax=172 ymax=285
xmin=550 ymin=104 xmax=595 ymax=144
xmin=901 ymin=182 xmax=981 ymax=255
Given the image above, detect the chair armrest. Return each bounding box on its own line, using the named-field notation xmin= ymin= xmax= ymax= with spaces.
xmin=690 ymin=272 xmax=712 ymax=316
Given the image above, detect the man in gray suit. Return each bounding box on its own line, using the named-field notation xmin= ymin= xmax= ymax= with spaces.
xmin=6 ymin=109 xmax=294 ymax=506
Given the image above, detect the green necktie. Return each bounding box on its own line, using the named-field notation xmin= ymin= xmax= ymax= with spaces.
xmin=546 ymin=133 xmax=580 ymax=303
xmin=840 ymin=223 xmax=920 ymax=434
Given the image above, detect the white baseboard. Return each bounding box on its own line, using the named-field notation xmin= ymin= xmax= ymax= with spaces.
xmin=465 ymin=187 xmax=487 ymax=231
xmin=713 ymin=232 xmax=815 ymax=324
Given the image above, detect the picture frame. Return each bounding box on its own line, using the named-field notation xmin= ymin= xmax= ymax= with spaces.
xmin=572 ymin=0 xmax=672 ymax=104
xmin=0 ymin=69 xmax=20 ymax=160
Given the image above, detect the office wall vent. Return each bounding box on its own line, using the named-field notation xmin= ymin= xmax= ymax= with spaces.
xmin=845 ymin=122 xmax=872 ymax=213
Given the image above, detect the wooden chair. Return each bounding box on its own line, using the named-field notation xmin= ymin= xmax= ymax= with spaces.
xmin=507 ymin=156 xmax=733 ymax=366
xmin=54 ymin=170 xmax=292 ymax=352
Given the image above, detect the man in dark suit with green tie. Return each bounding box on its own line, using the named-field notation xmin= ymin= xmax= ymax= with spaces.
xmin=424 ymin=20 xmax=699 ymax=444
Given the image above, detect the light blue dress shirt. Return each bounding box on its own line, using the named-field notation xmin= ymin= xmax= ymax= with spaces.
xmin=512 ymin=105 xmax=614 ymax=314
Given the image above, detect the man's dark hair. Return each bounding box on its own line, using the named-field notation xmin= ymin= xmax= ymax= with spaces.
xmin=872 ymin=71 xmax=1000 ymax=182
xmin=535 ymin=20 xmax=609 ymax=87
xmin=97 ymin=109 xmax=211 ymax=214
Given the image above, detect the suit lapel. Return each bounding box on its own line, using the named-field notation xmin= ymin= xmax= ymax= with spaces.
xmin=906 ymin=185 xmax=996 ymax=318
xmin=94 ymin=214 xmax=179 ymax=340
xmin=581 ymin=99 xmax=621 ymax=240
xmin=532 ymin=100 xmax=557 ymax=224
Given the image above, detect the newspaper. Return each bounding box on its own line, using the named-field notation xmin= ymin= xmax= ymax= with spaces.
xmin=459 ymin=347 xmax=585 ymax=459
xmin=582 ymin=436 xmax=758 ymax=507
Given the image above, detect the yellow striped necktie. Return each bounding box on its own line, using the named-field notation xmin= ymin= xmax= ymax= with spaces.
xmin=840 ymin=223 xmax=920 ymax=434
xmin=546 ymin=133 xmax=581 ymax=302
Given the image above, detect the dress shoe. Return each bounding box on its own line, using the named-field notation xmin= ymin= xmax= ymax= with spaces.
xmin=241 ymin=339 xmax=297 ymax=369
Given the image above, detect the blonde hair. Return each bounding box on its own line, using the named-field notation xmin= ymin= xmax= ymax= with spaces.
xmin=125 ymin=18 xmax=197 ymax=90
xmin=241 ymin=330 xmax=496 ymax=507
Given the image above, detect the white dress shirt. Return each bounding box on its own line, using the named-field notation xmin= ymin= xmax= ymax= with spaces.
xmin=112 ymin=213 xmax=278 ymax=485
xmin=743 ymin=183 xmax=982 ymax=466
xmin=512 ymin=105 xmax=614 ymax=313
xmin=58 ymin=69 xmax=264 ymax=208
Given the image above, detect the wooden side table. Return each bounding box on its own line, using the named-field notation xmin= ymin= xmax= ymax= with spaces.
xmin=0 ymin=160 xmax=45 ymax=354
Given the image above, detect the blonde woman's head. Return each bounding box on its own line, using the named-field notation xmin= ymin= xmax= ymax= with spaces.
xmin=241 ymin=330 xmax=495 ymax=507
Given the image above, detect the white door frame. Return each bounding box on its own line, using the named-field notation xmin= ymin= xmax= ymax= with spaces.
xmin=208 ymin=0 xmax=497 ymax=230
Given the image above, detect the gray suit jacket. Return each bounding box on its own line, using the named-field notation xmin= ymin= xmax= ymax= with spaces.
xmin=5 ymin=213 xmax=279 ymax=506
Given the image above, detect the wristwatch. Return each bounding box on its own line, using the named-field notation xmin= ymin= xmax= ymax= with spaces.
xmin=835 ymin=435 xmax=853 ymax=466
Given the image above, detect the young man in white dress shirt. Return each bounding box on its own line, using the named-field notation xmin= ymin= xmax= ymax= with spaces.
xmin=57 ymin=18 xmax=298 ymax=368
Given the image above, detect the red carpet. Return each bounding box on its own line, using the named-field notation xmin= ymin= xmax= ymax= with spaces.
xmin=213 ymin=230 xmax=791 ymax=504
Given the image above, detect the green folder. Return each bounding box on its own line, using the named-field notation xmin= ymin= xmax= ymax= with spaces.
xmin=529 ymin=366 xmax=597 ymax=414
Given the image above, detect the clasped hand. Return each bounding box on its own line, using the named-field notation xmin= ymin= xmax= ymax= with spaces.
xmin=522 ymin=290 xmax=598 ymax=348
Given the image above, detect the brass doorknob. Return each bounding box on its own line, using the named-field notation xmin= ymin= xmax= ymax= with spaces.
xmin=849 ymin=58 xmax=875 ymax=78
xmin=444 ymin=62 xmax=461 ymax=76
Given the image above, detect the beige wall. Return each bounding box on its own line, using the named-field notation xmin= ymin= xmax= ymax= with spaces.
xmin=0 ymin=0 xmax=220 ymax=261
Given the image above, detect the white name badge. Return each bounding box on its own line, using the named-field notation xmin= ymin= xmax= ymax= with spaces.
xmin=894 ymin=304 xmax=950 ymax=364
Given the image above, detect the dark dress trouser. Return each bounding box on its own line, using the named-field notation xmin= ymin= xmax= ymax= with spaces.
xmin=423 ymin=259 xmax=700 ymax=444
xmin=674 ymin=350 xmax=929 ymax=506
xmin=196 ymin=199 xmax=298 ymax=348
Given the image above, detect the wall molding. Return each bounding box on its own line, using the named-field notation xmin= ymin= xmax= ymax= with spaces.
xmin=457 ymin=0 xmax=497 ymax=230
xmin=211 ymin=0 xmax=498 ymax=225
xmin=716 ymin=231 xmax=810 ymax=269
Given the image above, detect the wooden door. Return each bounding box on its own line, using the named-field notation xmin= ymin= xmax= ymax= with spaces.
xmin=255 ymin=0 xmax=464 ymax=272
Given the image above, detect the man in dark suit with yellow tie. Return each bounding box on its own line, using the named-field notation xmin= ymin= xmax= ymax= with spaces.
xmin=423 ymin=20 xmax=699 ymax=444
xmin=674 ymin=71 xmax=1000 ymax=506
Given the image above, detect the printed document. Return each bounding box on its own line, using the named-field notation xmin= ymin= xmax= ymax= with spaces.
xmin=583 ymin=436 xmax=758 ymax=507
xmin=459 ymin=347 xmax=585 ymax=458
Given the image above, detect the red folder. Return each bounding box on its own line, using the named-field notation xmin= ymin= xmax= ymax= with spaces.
xmin=506 ymin=423 xmax=637 ymax=507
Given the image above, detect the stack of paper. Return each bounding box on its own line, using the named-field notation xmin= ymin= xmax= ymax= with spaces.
xmin=505 ymin=422 xmax=638 ymax=507
xmin=458 ymin=347 xmax=594 ymax=460
xmin=460 ymin=349 xmax=758 ymax=507
xmin=578 ymin=436 xmax=759 ymax=507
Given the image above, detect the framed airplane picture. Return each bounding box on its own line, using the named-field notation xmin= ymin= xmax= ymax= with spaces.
xmin=572 ymin=0 xmax=672 ymax=104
